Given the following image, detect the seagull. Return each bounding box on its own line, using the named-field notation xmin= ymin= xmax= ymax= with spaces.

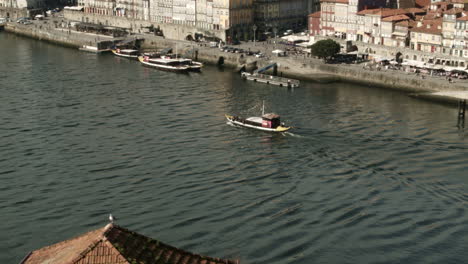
xmin=109 ymin=214 xmax=116 ymax=223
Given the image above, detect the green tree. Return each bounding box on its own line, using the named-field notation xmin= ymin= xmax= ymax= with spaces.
xmin=311 ymin=39 xmax=341 ymax=60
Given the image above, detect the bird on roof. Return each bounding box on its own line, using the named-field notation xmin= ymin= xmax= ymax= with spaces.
xmin=109 ymin=214 xmax=116 ymax=223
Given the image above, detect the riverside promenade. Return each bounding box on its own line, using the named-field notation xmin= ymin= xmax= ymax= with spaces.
xmin=4 ymin=15 xmax=468 ymax=105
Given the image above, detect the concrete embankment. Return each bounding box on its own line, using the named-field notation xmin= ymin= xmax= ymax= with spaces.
xmin=4 ymin=23 xmax=468 ymax=99
xmin=4 ymin=23 xmax=84 ymax=49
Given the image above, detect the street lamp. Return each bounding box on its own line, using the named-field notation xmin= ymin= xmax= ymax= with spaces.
xmin=273 ymin=27 xmax=278 ymax=49
xmin=253 ymin=24 xmax=257 ymax=46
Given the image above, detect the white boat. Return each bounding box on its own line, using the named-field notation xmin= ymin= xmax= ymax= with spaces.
xmin=241 ymin=72 xmax=300 ymax=88
xmin=178 ymin=58 xmax=203 ymax=71
xmin=138 ymin=55 xmax=203 ymax=72
xmin=111 ymin=49 xmax=139 ymax=59
xmin=225 ymin=102 xmax=291 ymax=132
xmin=138 ymin=55 xmax=190 ymax=72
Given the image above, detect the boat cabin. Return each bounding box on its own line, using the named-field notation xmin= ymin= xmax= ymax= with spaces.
xmin=117 ymin=49 xmax=139 ymax=55
xmin=262 ymin=113 xmax=281 ymax=128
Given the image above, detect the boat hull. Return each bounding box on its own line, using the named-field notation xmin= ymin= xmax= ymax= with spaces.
xmin=225 ymin=114 xmax=291 ymax=132
xmin=138 ymin=56 xmax=190 ymax=72
xmin=241 ymin=72 xmax=300 ymax=88
xmin=112 ymin=50 xmax=139 ymax=60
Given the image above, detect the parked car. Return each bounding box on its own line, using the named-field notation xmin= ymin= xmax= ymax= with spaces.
xmin=255 ymin=53 xmax=265 ymax=58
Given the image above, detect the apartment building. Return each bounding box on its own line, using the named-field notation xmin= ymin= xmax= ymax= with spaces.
xmin=410 ymin=18 xmax=443 ymax=53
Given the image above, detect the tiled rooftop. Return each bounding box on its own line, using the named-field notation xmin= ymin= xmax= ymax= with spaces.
xmin=21 ymin=224 xmax=239 ymax=264
xmin=443 ymin=7 xmax=463 ymax=14
xmin=382 ymin=14 xmax=410 ymax=22
xmin=411 ymin=19 xmax=443 ymax=34
xmin=309 ymin=11 xmax=321 ymax=17
xmin=415 ymin=0 xmax=431 ymax=8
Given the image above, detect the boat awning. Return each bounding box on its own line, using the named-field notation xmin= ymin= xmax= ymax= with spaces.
xmin=160 ymin=47 xmax=173 ymax=55
xmin=119 ymin=49 xmax=138 ymax=52
xmin=262 ymin=113 xmax=280 ymax=120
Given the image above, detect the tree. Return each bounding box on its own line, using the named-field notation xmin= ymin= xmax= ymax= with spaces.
xmin=311 ymin=39 xmax=341 ymax=60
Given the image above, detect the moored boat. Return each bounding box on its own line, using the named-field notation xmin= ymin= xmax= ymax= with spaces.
xmin=138 ymin=55 xmax=190 ymax=72
xmin=111 ymin=48 xmax=139 ymax=59
xmin=179 ymin=58 xmax=203 ymax=71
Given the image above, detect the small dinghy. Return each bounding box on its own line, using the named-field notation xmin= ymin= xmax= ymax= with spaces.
xmin=225 ymin=102 xmax=291 ymax=132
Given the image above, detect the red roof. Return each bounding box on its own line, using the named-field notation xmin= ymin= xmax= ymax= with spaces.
xmin=356 ymin=8 xmax=408 ymax=17
xmin=431 ymin=1 xmax=450 ymax=6
xmin=320 ymin=0 xmax=348 ymax=3
xmin=21 ymin=224 xmax=239 ymax=264
xmin=415 ymin=0 xmax=430 ymax=8
xmin=395 ymin=20 xmax=410 ymax=27
xmin=443 ymin=7 xmax=464 ymax=15
xmin=404 ymin=8 xmax=426 ymax=13
xmin=457 ymin=16 xmax=468 ymax=20
xmin=382 ymin=14 xmax=410 ymax=21
xmin=357 ymin=9 xmax=380 ymax=15
xmin=410 ymin=19 xmax=443 ymax=34
xmin=309 ymin=11 xmax=321 ymax=18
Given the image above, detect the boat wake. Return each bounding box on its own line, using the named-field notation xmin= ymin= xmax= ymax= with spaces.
xmin=282 ymin=131 xmax=303 ymax=138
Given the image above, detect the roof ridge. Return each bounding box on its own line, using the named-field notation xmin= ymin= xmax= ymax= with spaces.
xmin=69 ymin=224 xmax=129 ymax=264
xmin=23 ymin=226 xmax=106 ymax=259
xmin=109 ymin=225 xmax=239 ymax=263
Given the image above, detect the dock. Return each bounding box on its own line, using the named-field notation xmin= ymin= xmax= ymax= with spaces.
xmin=241 ymin=72 xmax=300 ymax=88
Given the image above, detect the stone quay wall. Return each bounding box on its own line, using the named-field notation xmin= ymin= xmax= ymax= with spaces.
xmin=316 ymin=36 xmax=467 ymax=66
xmin=4 ymin=19 xmax=468 ymax=96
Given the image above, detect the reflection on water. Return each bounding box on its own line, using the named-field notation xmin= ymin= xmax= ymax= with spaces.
xmin=1 ymin=32 xmax=468 ymax=264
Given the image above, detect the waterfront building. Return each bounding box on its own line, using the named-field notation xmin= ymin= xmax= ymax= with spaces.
xmin=454 ymin=15 xmax=468 ymax=59
xmin=308 ymin=10 xmax=321 ymax=35
xmin=441 ymin=8 xmax=464 ymax=54
xmin=71 ymin=0 xmax=253 ymax=41
xmin=20 ymin=223 xmax=239 ymax=264
xmin=381 ymin=14 xmax=410 ymax=46
xmin=410 ymin=17 xmax=443 ymax=53
xmin=320 ymin=0 xmax=387 ymax=40
xmin=253 ymin=0 xmax=318 ymax=35
xmin=253 ymin=0 xmax=279 ymax=34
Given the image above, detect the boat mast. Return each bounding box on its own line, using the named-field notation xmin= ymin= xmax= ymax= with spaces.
xmin=176 ymin=27 xmax=179 ymax=59
xmin=262 ymin=100 xmax=265 ymax=116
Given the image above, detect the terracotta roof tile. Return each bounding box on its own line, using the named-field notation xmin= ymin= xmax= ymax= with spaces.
xmin=396 ymin=20 xmax=410 ymax=27
xmin=415 ymin=0 xmax=430 ymax=8
xmin=357 ymin=9 xmax=381 ymax=15
xmin=382 ymin=14 xmax=410 ymax=21
xmin=457 ymin=16 xmax=468 ymax=20
xmin=320 ymin=0 xmax=348 ymax=3
xmin=411 ymin=19 xmax=443 ymax=34
xmin=309 ymin=11 xmax=321 ymax=17
xmin=21 ymin=224 xmax=239 ymax=264
xmin=404 ymin=8 xmax=426 ymax=13
xmin=431 ymin=1 xmax=450 ymax=6
xmin=443 ymin=7 xmax=464 ymax=14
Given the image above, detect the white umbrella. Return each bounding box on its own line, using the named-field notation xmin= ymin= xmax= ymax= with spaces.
xmin=272 ymin=49 xmax=284 ymax=54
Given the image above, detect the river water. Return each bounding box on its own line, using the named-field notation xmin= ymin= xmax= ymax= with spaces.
xmin=1 ymin=32 xmax=468 ymax=264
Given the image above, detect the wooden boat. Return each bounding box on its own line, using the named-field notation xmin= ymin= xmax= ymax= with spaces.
xmin=225 ymin=113 xmax=291 ymax=132
xmin=111 ymin=48 xmax=139 ymax=59
xmin=225 ymin=103 xmax=291 ymax=132
xmin=138 ymin=55 xmax=190 ymax=72
xmin=179 ymin=58 xmax=203 ymax=71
